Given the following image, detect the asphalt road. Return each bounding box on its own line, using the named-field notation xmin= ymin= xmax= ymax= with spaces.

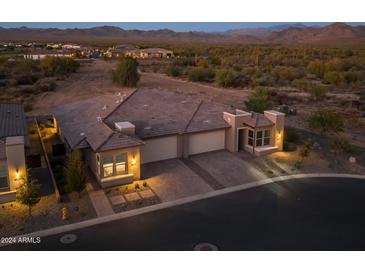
xmin=4 ymin=177 xmax=365 ymax=251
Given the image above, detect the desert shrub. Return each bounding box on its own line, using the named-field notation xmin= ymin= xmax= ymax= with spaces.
xmin=324 ymin=71 xmax=345 ymax=86
xmin=215 ymin=69 xmax=237 ymax=87
xmin=245 ymin=87 xmax=273 ymax=113
xmin=273 ymin=66 xmax=304 ymax=83
xmin=307 ymin=110 xmax=344 ymax=135
xmin=307 ymin=60 xmax=327 ymax=78
xmin=330 ymin=136 xmax=353 ymax=154
xmin=112 ymin=56 xmax=140 ymax=87
xmin=165 ymin=64 xmax=181 ymax=77
xmin=292 ymin=78 xmax=309 ymax=91
xmin=40 ymin=56 xmax=80 ymax=77
xmin=284 ymin=127 xmax=300 ymax=143
xmin=187 ymin=67 xmax=215 ymax=82
xmin=307 ymin=84 xmax=327 ymax=100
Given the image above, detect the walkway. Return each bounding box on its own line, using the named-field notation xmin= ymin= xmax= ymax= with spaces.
xmin=88 ymin=190 xmax=114 ymax=217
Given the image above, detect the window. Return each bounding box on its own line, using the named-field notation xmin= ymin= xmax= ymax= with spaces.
xmin=0 ymin=165 xmax=8 ymax=189
xmin=102 ymin=156 xmax=114 ymax=177
xmin=264 ymin=129 xmax=271 ymax=146
xmin=115 ymin=154 xmax=127 ymax=175
xmin=248 ymin=130 xmax=254 ymax=146
xmin=256 ymin=129 xmax=271 ymax=147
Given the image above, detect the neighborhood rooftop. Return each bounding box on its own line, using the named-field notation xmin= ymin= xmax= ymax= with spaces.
xmin=0 ymin=103 xmax=27 ymax=139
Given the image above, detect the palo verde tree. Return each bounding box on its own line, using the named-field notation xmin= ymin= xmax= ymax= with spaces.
xmin=64 ymin=150 xmax=87 ymax=198
xmin=17 ymin=174 xmax=41 ymax=217
xmin=112 ymin=55 xmax=140 ymax=87
xmin=245 ymin=87 xmax=273 ymax=113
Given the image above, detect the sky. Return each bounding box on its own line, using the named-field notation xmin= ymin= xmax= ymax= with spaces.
xmin=1 ymin=22 xmax=365 ymax=32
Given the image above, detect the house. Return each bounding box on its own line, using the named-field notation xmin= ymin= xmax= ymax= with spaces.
xmin=125 ymin=48 xmax=174 ymax=59
xmin=52 ymin=89 xmax=284 ymax=189
xmin=0 ymin=104 xmax=28 ymax=203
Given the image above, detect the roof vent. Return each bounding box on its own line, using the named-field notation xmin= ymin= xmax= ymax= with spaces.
xmin=115 ymin=121 xmax=135 ymax=136
xmin=96 ymin=116 xmax=102 ymax=122
xmin=102 ymin=105 xmax=107 ymax=110
xmin=144 ymin=126 xmax=152 ymax=130
xmin=80 ymin=132 xmax=85 ymax=136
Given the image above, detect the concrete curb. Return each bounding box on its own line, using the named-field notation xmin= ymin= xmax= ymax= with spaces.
xmin=1 ymin=173 xmax=365 ymax=247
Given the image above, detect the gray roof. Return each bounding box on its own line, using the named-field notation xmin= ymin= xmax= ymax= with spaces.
xmin=244 ymin=113 xmax=274 ymax=128
xmin=53 ymin=93 xmax=143 ymax=152
xmin=0 ymin=103 xmax=27 ymax=139
xmin=53 ymin=88 xmax=235 ymax=152
xmin=105 ymin=88 xmax=234 ymax=138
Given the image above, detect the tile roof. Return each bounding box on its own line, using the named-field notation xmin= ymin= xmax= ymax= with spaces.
xmin=104 ymin=88 xmax=234 ymax=138
xmin=53 ymin=92 xmax=144 ymax=152
xmin=244 ymin=113 xmax=274 ymax=128
xmin=0 ymin=103 xmax=27 ymax=139
xmin=53 ymin=88 xmax=234 ymax=152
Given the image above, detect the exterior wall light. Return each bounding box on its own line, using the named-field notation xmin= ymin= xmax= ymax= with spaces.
xmin=131 ymin=155 xmax=137 ymax=166
xmin=15 ymin=168 xmax=20 ymax=179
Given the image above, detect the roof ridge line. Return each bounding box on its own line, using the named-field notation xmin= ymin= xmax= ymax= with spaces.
xmin=103 ymin=88 xmax=139 ymax=122
xmin=183 ymin=100 xmax=203 ymax=133
xmin=94 ymin=131 xmax=115 ymax=152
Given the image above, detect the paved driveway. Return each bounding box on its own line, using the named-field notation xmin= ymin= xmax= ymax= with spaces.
xmin=141 ymin=159 xmax=212 ymax=202
xmin=190 ymin=151 xmax=266 ymax=187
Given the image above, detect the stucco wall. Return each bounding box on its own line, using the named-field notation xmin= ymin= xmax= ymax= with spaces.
xmin=5 ymin=136 xmax=26 ymax=191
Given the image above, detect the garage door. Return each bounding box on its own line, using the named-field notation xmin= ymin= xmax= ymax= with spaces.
xmin=188 ymin=130 xmax=225 ymax=155
xmin=140 ymin=135 xmax=178 ymax=164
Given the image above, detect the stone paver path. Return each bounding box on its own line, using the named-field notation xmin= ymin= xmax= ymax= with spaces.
xmin=109 ymin=195 xmax=126 ymax=206
xmin=139 ymin=189 xmax=155 ymax=199
xmin=125 ymin=192 xmax=140 ymax=202
xmin=88 ymin=190 xmax=114 ymax=217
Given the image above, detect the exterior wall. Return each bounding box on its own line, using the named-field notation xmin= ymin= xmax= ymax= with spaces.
xmin=5 ymin=136 xmax=26 ymax=191
xmin=140 ymin=135 xmax=178 ymax=164
xmin=264 ymin=110 xmax=285 ymax=151
xmin=0 ymin=158 xmax=9 ymax=192
xmin=223 ymin=110 xmax=252 ymax=152
xmin=188 ymin=130 xmax=226 ymax=155
xmin=84 ymin=146 xmax=141 ymax=188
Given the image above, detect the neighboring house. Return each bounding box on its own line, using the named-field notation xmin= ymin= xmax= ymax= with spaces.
xmin=52 ymin=89 xmax=284 ymax=189
xmin=23 ymin=52 xmax=72 ymax=60
xmin=0 ymin=104 xmax=28 ymax=204
xmin=125 ymin=48 xmax=174 ymax=59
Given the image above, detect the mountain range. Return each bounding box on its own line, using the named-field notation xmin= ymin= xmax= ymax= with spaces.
xmin=0 ymin=23 xmax=364 ymax=46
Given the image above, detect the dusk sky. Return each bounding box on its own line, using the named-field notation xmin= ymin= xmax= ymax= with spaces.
xmin=1 ymin=22 xmax=365 ymax=32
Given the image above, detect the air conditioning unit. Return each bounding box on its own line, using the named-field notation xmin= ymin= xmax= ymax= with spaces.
xmin=114 ymin=121 xmax=135 ymax=136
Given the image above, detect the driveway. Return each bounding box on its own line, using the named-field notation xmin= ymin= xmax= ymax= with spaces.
xmin=190 ymin=151 xmax=266 ymax=187
xmin=141 ymin=159 xmax=212 ymax=202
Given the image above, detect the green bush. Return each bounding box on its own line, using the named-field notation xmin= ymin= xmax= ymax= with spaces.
xmin=165 ymin=64 xmax=181 ymax=77
xmin=112 ymin=56 xmax=140 ymax=87
xmin=284 ymin=127 xmax=300 ymax=143
xmin=308 ymin=84 xmax=327 ymax=100
xmin=244 ymin=87 xmax=273 ymax=113
xmin=40 ymin=56 xmax=80 ymax=77
xmin=215 ymin=69 xmax=237 ymax=87
xmin=187 ymin=67 xmax=215 ymax=82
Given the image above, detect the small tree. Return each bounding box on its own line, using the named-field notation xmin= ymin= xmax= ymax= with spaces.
xmin=296 ymin=140 xmax=313 ymax=168
xmin=215 ymin=69 xmax=237 ymax=87
xmin=64 ymin=150 xmax=87 ymax=198
xmin=112 ymin=56 xmax=140 ymax=87
xmin=17 ymin=174 xmax=41 ymax=217
xmin=245 ymin=87 xmax=273 ymax=113
xmin=307 ymin=110 xmax=344 ymax=135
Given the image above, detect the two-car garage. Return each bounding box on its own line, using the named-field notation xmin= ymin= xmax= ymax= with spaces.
xmin=140 ymin=129 xmax=226 ymax=164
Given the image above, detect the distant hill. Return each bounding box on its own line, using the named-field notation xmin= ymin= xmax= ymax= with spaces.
xmin=0 ymin=23 xmax=365 ymax=47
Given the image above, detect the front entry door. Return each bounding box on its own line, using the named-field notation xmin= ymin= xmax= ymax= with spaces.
xmin=238 ymin=129 xmax=244 ymax=150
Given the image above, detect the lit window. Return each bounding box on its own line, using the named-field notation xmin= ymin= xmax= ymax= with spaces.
xmin=102 ymin=156 xmax=114 ymax=177
xmin=248 ymin=130 xmax=254 ymax=146
xmin=0 ymin=165 xmax=8 ymax=189
xmin=116 ymin=154 xmax=127 ymax=175
xmin=256 ymin=129 xmax=271 ymax=147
